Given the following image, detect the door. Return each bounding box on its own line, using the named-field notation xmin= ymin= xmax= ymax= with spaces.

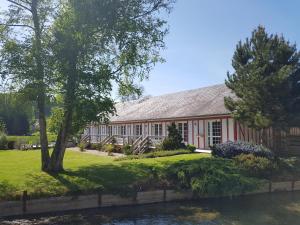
xmin=178 ymin=122 xmax=188 ymax=144
xmin=207 ymin=120 xmax=222 ymax=146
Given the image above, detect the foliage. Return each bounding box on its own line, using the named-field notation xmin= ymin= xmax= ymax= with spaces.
xmin=186 ymin=144 xmax=196 ymax=152
xmin=164 ymin=157 xmax=260 ymax=196
xmin=39 ymin=0 xmax=173 ymax=171
xmin=0 ymin=181 xmax=17 ymax=201
xmin=116 ymin=149 xmax=193 ymax=161
xmin=89 ymin=143 xmax=103 ymax=151
xmin=0 ymin=94 xmax=34 ymax=135
xmin=225 ymin=26 xmax=300 ymax=130
xmin=47 ymin=107 xmax=64 ymax=134
xmin=211 ymin=141 xmax=274 ymax=159
xmin=0 ymin=133 xmax=8 ymax=150
xmin=104 ymin=144 xmax=115 ymax=155
xmin=5 ymin=134 xmax=56 ymax=150
xmin=275 ymin=157 xmax=300 ymax=180
xmin=234 ymin=154 xmax=277 ymax=178
xmin=78 ymin=142 xmax=86 ymax=152
xmin=162 ymin=123 xmax=184 ymax=150
xmin=122 ymin=144 xmax=133 ymax=155
xmin=0 ymin=119 xmax=6 ymax=133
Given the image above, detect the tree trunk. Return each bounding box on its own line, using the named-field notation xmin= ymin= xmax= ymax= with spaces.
xmin=31 ymin=0 xmax=50 ymax=171
xmin=49 ymin=61 xmax=77 ymax=172
xmin=49 ymin=109 xmax=73 ymax=172
xmin=272 ymin=127 xmax=282 ymax=155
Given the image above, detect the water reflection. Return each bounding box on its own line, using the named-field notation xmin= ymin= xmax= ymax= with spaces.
xmin=1 ymin=192 xmax=300 ymax=225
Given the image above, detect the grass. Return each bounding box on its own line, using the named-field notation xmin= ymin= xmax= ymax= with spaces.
xmin=116 ymin=149 xmax=192 ymax=161
xmin=0 ymin=149 xmax=210 ymax=200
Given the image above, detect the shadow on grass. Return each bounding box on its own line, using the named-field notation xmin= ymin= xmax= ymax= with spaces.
xmin=22 ymin=157 xmax=206 ymax=199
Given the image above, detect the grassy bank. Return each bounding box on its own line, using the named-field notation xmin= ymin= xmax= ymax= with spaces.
xmin=0 ymin=150 xmax=209 ymax=200
xmin=1 ymin=149 xmax=298 ymax=201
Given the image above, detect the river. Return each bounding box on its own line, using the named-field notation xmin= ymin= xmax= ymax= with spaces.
xmin=1 ymin=192 xmax=300 ymax=225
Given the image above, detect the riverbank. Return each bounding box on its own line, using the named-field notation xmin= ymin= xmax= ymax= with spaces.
xmin=2 ymin=191 xmax=300 ymax=224
xmin=1 ymin=149 xmax=300 ymax=218
xmin=1 ymin=180 xmax=300 ymax=217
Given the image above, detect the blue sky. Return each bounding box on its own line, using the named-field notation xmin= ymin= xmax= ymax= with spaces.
xmin=142 ymin=0 xmax=300 ymax=96
xmin=1 ymin=0 xmax=300 ymax=97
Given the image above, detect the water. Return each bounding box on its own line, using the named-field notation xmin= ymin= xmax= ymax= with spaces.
xmin=1 ymin=192 xmax=300 ymax=225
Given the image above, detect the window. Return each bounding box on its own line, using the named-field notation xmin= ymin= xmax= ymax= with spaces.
xmin=121 ymin=125 xmax=126 ymax=136
xmin=154 ymin=124 xmax=162 ymax=136
xmin=178 ymin=122 xmax=188 ymax=142
xmin=108 ymin=126 xmax=112 ymax=136
xmin=183 ymin=123 xmax=188 ymax=142
xmin=207 ymin=121 xmax=222 ymax=146
xmin=135 ymin=124 xmax=142 ymax=136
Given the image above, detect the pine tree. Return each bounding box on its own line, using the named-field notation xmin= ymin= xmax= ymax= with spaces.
xmin=225 ymin=26 xmax=300 ymax=151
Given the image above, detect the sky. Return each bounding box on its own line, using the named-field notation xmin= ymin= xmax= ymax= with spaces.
xmin=1 ymin=0 xmax=300 ymax=97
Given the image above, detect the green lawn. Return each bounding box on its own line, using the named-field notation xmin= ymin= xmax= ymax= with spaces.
xmin=0 ymin=150 xmax=209 ymax=200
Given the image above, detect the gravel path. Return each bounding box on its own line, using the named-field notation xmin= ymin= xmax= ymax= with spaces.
xmin=67 ymin=147 xmax=125 ymax=158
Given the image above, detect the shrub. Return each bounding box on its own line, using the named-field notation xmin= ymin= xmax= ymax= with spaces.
xmin=186 ymin=144 xmax=196 ymax=152
xmin=78 ymin=142 xmax=86 ymax=152
xmin=161 ymin=123 xmax=184 ymax=150
xmin=164 ymin=157 xmax=260 ymax=196
xmin=104 ymin=144 xmax=115 ymax=156
xmin=0 ymin=133 xmax=8 ymax=150
xmin=234 ymin=154 xmax=277 ymax=178
xmin=116 ymin=149 xmax=192 ymax=161
xmin=211 ymin=141 xmax=274 ymax=159
xmin=275 ymin=157 xmax=300 ymax=180
xmin=0 ymin=181 xmax=18 ymax=201
xmin=161 ymin=138 xmax=175 ymax=150
xmin=7 ymin=140 xmax=15 ymax=149
xmin=123 ymin=144 xmax=132 ymax=155
xmin=90 ymin=143 xmax=103 ymax=151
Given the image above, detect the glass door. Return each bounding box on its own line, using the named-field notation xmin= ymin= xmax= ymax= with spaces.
xmin=207 ymin=120 xmax=222 ymax=146
xmin=178 ymin=122 xmax=188 ymax=143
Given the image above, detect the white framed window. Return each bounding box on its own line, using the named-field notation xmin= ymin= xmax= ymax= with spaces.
xmin=154 ymin=123 xmax=162 ymax=136
xmin=207 ymin=120 xmax=222 ymax=146
xmin=107 ymin=125 xmax=112 ymax=136
xmin=178 ymin=122 xmax=188 ymax=142
xmin=135 ymin=124 xmax=142 ymax=136
xmin=121 ymin=125 xmax=126 ymax=136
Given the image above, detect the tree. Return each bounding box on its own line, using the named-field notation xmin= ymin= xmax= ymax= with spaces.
xmin=118 ymin=81 xmax=144 ymax=102
xmin=48 ymin=0 xmax=174 ymax=171
xmin=225 ymin=26 xmax=300 ymax=151
xmin=0 ymin=0 xmax=56 ymax=170
xmin=161 ymin=122 xmax=183 ymax=150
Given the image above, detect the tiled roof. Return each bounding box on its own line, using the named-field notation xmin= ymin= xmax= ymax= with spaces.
xmin=110 ymin=84 xmax=234 ymax=122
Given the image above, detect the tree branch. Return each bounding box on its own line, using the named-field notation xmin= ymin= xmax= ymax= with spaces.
xmin=7 ymin=0 xmax=32 ymax=12
xmin=0 ymin=23 xmax=34 ymax=30
xmin=131 ymin=1 xmax=163 ymax=20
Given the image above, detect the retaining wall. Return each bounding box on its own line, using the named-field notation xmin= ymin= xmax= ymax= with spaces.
xmin=1 ymin=180 xmax=300 ymax=218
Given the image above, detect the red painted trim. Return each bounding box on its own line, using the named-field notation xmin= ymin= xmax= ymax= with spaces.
xmin=234 ymin=121 xmax=238 ymax=141
xmin=203 ymin=120 xmax=206 ymax=148
xmin=192 ymin=120 xmax=194 ymax=145
xmin=220 ymin=119 xmax=223 ymax=143
xmin=197 ymin=120 xmax=200 ymax=148
xmin=226 ymin=118 xmax=229 ymax=141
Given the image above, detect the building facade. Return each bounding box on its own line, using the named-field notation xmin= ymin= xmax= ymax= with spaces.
xmin=84 ymin=84 xmax=300 ymax=150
